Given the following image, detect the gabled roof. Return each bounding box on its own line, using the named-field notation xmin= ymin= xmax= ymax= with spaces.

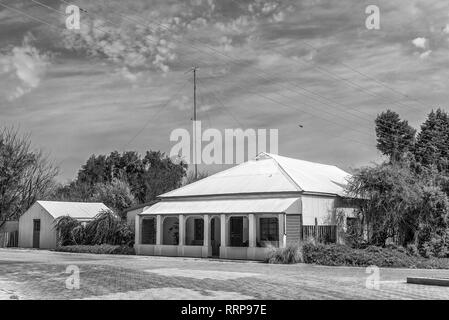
xmin=36 ymin=201 xmax=110 ymax=220
xmin=160 ymin=153 xmax=351 ymax=198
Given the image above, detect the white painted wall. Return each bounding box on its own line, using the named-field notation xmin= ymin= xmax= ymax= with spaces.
xmin=127 ymin=207 xmax=145 ymax=231
xmin=301 ymin=194 xmax=337 ymax=225
xmin=18 ymin=203 xmax=57 ymax=249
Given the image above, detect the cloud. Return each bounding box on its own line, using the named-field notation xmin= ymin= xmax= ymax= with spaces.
xmin=419 ymin=50 xmax=432 ymax=59
xmin=412 ymin=37 xmax=428 ymax=49
xmin=257 ymin=53 xmax=283 ymax=68
xmin=56 ymin=0 xmax=287 ymax=81
xmin=0 ymin=34 xmax=50 ymax=101
xmin=174 ymin=95 xmax=191 ymax=111
xmin=443 ymin=24 xmax=449 ymax=34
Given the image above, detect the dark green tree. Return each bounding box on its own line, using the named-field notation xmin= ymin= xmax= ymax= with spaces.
xmin=414 ymin=109 xmax=449 ymax=173
xmin=55 ymin=150 xmax=187 ymax=205
xmin=375 ymin=110 xmax=416 ymax=162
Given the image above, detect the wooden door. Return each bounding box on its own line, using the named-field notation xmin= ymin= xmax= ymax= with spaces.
xmin=33 ymin=219 xmax=40 ymax=248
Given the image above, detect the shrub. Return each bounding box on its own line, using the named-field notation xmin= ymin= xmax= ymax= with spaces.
xmin=302 ymin=243 xmax=419 ymax=268
xmin=406 ymin=243 xmax=419 ymax=257
xmin=264 ymin=243 xmax=303 ymax=264
xmin=84 ymin=210 xmax=134 ymax=246
xmin=56 ymin=244 xmax=135 ymax=255
xmin=54 ymin=216 xmax=85 ymax=246
xmin=54 ymin=210 xmax=134 ymax=247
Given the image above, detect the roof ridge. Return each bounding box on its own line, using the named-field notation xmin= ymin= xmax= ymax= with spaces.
xmin=263 ymin=152 xmax=340 ymax=168
xmin=266 ymin=154 xmax=303 ymax=191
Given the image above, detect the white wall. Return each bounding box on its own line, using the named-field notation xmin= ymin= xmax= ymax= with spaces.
xmin=18 ymin=203 xmax=57 ymax=249
xmin=127 ymin=207 xmax=145 ymax=231
xmin=301 ymin=194 xmax=337 ymax=225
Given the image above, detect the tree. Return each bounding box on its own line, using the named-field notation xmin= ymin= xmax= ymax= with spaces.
xmin=347 ymin=157 xmax=449 ymax=250
xmin=91 ymin=179 xmax=136 ymax=218
xmin=414 ymin=109 xmax=449 ymax=172
xmin=0 ymin=127 xmax=58 ymax=227
xmin=50 ymin=180 xmax=94 ymax=202
xmin=182 ymin=170 xmax=209 ymax=186
xmin=375 ymin=110 xmax=416 ymax=162
xmin=347 ymin=161 xmax=422 ymax=246
xmin=52 ymin=150 xmax=187 ymax=206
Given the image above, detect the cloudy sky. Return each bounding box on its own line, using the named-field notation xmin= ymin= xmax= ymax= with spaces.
xmin=1 ymin=0 xmax=449 ymax=182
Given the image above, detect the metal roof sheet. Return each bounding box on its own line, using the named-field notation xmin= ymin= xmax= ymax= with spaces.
xmin=36 ymin=201 xmax=110 ymax=219
xmin=141 ymin=197 xmax=299 ymax=215
xmin=160 ymin=153 xmax=351 ymax=198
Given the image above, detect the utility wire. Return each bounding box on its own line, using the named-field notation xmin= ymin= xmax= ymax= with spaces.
xmin=122 ymin=79 xmax=190 ymax=150
xmin=74 ymin=0 xmax=429 ymax=136
xmin=197 ymin=76 xmax=372 ymax=147
xmin=8 ymin=1 xmax=421 ymax=150
xmin=27 ymin=0 xmax=376 ymax=138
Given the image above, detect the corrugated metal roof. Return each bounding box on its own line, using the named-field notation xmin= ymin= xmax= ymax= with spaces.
xmin=266 ymin=153 xmax=351 ymax=196
xmin=36 ymin=201 xmax=110 ymax=219
xmin=141 ymin=197 xmax=299 ymax=215
xmin=160 ymin=153 xmax=351 ymax=198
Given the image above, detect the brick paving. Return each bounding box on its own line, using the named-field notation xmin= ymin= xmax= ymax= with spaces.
xmin=0 ymin=248 xmax=448 ymax=300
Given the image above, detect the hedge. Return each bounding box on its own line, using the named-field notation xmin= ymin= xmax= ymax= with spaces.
xmin=56 ymin=244 xmax=135 ymax=255
xmin=265 ymin=242 xmax=449 ymax=269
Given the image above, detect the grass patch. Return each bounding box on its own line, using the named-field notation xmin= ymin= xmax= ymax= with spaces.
xmin=55 ymin=244 xmax=135 ymax=255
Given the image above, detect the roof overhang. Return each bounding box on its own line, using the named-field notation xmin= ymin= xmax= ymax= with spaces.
xmin=140 ymin=197 xmax=300 ymax=215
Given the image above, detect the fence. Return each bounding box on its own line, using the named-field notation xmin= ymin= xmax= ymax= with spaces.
xmin=0 ymin=231 xmax=19 ymax=248
xmin=301 ymin=225 xmax=337 ymax=244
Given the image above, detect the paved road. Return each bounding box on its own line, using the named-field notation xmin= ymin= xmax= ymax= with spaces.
xmin=0 ymin=248 xmax=448 ymax=299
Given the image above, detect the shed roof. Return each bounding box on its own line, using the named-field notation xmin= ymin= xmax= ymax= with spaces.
xmin=36 ymin=201 xmax=110 ymax=220
xmin=160 ymin=153 xmax=351 ymax=198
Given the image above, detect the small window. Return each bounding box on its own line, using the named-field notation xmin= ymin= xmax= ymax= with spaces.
xmin=260 ymin=218 xmax=279 ymax=241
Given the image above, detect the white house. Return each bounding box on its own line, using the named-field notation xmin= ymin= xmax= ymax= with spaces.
xmin=18 ymin=201 xmax=110 ymax=249
xmin=134 ymin=153 xmax=358 ymax=260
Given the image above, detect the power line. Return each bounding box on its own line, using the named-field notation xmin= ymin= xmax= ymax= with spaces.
xmin=25 ymin=0 xmax=417 ymax=150
xmin=229 ymin=0 xmax=440 ymax=111
xmin=76 ymin=0 xmax=427 ymax=137
xmin=7 ymin=1 xmax=420 ymax=151
xmin=122 ymin=79 xmax=190 ymax=150
xmin=196 ymin=77 xmax=376 ymax=148
xmin=29 ymin=0 xmax=378 ymax=136
xmin=9 ymin=1 xmax=366 ymax=141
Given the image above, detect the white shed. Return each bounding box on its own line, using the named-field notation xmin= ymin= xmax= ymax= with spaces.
xmin=18 ymin=201 xmax=110 ymax=249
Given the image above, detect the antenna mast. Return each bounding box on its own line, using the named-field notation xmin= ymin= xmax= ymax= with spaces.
xmin=192 ymin=66 xmax=198 ymax=180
